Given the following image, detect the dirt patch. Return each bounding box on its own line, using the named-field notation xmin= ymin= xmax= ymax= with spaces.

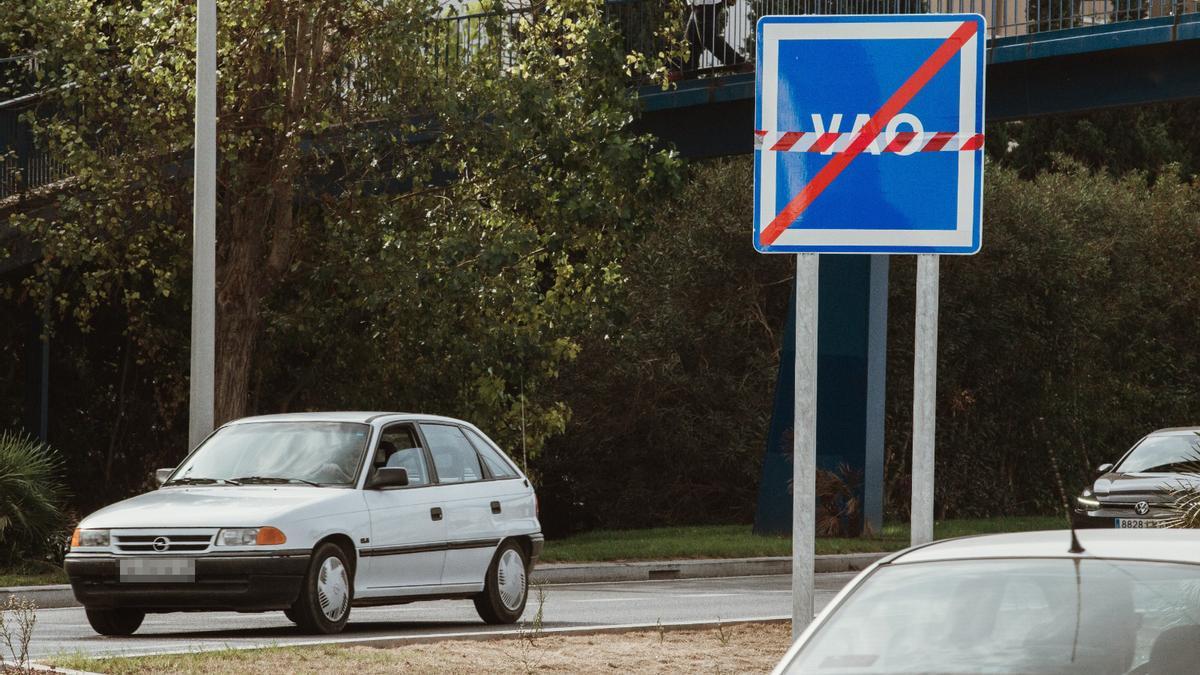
xmin=51 ymin=622 xmax=792 ymax=674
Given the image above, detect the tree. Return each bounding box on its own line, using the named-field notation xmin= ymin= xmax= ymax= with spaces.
xmin=0 ymin=0 xmax=680 ymax=504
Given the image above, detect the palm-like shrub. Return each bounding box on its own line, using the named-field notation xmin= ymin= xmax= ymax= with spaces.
xmin=1166 ymin=438 xmax=1200 ymax=529
xmin=0 ymin=432 xmax=67 ymax=566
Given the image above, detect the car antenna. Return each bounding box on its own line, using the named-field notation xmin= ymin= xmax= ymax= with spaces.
xmin=1048 ymin=439 xmax=1086 ymax=554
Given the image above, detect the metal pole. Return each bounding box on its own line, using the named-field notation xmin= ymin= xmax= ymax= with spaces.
xmin=189 ymin=0 xmax=217 ymax=451
xmin=864 ymin=255 xmax=889 ymax=534
xmin=793 ymin=253 xmax=819 ymax=639
xmin=911 ymin=254 xmax=939 ymax=546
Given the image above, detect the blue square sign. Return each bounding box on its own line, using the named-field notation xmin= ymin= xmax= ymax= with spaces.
xmin=753 ymin=14 xmax=986 ymax=255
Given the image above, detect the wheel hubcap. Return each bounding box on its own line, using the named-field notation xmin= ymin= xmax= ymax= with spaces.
xmin=496 ymin=548 xmax=527 ymax=612
xmin=317 ymin=556 xmax=349 ymax=622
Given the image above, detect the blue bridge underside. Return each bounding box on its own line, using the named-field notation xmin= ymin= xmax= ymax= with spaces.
xmin=637 ymin=14 xmax=1200 ymax=158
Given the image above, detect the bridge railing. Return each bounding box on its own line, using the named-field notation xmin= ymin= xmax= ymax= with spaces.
xmin=607 ymin=0 xmax=1200 ymax=77
xmin=4 ymin=0 xmax=1198 ymax=200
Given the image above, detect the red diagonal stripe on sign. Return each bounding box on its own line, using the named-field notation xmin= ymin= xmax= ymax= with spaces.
xmin=960 ymin=133 xmax=984 ymax=150
xmin=759 ymin=20 xmax=978 ymax=247
xmin=921 ymin=131 xmax=956 ymax=151
xmin=771 ymin=131 xmax=805 ymax=151
xmin=884 ymin=131 xmax=917 ymax=153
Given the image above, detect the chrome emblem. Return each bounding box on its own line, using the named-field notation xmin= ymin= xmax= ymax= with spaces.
xmin=1134 ymin=501 xmax=1150 ymax=516
xmin=152 ymin=536 xmax=171 ymax=552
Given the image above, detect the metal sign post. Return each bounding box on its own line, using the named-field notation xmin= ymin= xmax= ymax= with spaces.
xmin=753 ymin=14 xmax=985 ymax=638
xmin=791 ymin=253 xmax=819 ymax=637
xmin=911 ymin=254 xmax=939 ymax=546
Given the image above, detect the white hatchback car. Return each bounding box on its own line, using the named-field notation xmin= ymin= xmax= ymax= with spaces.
xmin=64 ymin=412 xmax=542 ymax=636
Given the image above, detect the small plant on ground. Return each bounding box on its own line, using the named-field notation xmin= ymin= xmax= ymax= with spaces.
xmin=715 ymin=617 xmax=731 ymax=646
xmin=0 ymin=596 xmax=37 ymax=673
xmin=0 ymin=432 xmax=68 ymax=570
xmin=503 ymin=581 xmax=548 ymax=674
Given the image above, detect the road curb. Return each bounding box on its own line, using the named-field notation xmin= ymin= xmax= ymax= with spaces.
xmin=530 ymin=552 xmax=884 ymax=585
xmin=0 ymin=584 xmax=77 ymax=610
xmin=3 ymin=552 xmax=886 ymax=610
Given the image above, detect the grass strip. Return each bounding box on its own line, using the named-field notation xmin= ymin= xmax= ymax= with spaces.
xmin=539 ymin=515 xmax=1065 ymax=563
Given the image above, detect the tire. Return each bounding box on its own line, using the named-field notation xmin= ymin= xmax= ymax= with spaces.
xmin=290 ymin=542 xmax=353 ymax=634
xmin=85 ymin=607 xmax=145 ymax=636
xmin=283 ymin=607 xmax=300 ymax=624
xmin=474 ymin=540 xmax=528 ymax=624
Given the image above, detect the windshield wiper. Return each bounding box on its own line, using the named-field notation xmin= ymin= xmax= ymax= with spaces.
xmin=231 ymin=476 xmax=321 ymax=487
xmin=163 ymin=477 xmax=241 ymax=486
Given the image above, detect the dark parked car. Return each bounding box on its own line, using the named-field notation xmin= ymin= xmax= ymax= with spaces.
xmin=1073 ymin=427 xmax=1200 ymax=529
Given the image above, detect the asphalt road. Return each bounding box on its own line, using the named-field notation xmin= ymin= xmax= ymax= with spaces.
xmin=27 ymin=573 xmax=856 ymax=661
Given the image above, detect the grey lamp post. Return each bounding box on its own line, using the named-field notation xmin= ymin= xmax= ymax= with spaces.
xmin=188 ymin=0 xmax=216 ymax=450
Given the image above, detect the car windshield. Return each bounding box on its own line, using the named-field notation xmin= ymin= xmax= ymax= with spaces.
xmin=1116 ymin=433 xmax=1200 ymax=474
xmin=784 ymin=558 xmax=1200 ymax=674
xmin=169 ymin=422 xmax=371 ymax=487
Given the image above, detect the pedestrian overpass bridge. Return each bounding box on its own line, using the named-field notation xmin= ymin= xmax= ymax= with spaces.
xmin=3 ymin=0 xmax=1198 ymax=197
xmin=629 ymin=0 xmax=1200 ymax=156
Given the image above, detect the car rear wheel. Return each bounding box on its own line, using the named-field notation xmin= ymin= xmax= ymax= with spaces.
xmin=85 ymin=607 xmax=145 ymax=636
xmin=474 ymin=541 xmax=528 ymax=624
xmin=290 ymin=542 xmax=352 ymax=634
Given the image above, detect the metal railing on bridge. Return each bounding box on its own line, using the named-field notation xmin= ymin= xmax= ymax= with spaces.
xmin=609 ymin=0 xmax=1200 ymax=74
xmin=4 ymin=0 xmax=1197 ymax=200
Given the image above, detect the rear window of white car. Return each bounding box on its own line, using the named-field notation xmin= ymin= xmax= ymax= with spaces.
xmin=463 ymin=428 xmax=520 ymax=479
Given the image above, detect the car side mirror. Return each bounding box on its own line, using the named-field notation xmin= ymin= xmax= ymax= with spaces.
xmin=1097 ymin=463 xmax=1114 ymax=475
xmin=155 ymin=468 xmax=175 ymax=486
xmin=368 ymin=467 xmax=409 ymax=489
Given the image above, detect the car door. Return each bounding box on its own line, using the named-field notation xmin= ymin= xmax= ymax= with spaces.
xmin=461 ymin=426 xmax=537 ymax=539
xmin=419 ymin=423 xmax=497 ymax=587
xmin=358 ymin=423 xmax=446 ymax=594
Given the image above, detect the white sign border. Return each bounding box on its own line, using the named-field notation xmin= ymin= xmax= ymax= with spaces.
xmin=754 ymin=16 xmax=985 ymax=254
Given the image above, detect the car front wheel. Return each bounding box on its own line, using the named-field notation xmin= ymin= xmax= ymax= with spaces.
xmin=85 ymin=607 xmax=145 ymax=636
xmin=290 ymin=542 xmax=352 ymax=634
xmin=474 ymin=540 xmax=528 ymax=624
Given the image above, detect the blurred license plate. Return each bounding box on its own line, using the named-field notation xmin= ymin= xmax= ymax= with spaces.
xmin=119 ymin=558 xmax=195 ymax=582
xmin=1115 ymin=518 xmax=1167 ymax=529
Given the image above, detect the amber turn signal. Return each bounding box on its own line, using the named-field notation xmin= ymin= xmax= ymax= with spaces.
xmin=70 ymin=528 xmax=81 ymax=547
xmin=256 ymin=526 xmax=287 ymax=546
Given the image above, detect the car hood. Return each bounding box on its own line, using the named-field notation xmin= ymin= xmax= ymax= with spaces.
xmin=80 ymin=486 xmax=365 ymax=529
xmin=1094 ymin=472 xmax=1200 ymax=500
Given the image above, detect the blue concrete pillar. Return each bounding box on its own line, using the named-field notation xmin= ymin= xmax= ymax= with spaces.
xmin=753 ymin=255 xmax=887 ymax=535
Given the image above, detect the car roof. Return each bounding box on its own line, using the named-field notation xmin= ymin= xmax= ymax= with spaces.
xmin=888 ymin=529 xmax=1200 ymax=566
xmin=1147 ymin=427 xmax=1200 ymax=435
xmin=226 ymin=411 xmax=469 ymax=426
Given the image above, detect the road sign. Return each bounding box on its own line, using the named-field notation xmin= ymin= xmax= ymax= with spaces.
xmin=753 ymin=14 xmax=986 ymax=254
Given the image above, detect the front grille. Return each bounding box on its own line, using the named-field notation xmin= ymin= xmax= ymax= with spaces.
xmin=114 ymin=532 xmax=214 ymax=553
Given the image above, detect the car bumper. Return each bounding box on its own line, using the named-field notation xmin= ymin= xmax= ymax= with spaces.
xmin=64 ymin=550 xmax=311 ymax=612
xmin=529 ymin=533 xmax=545 ymax=568
xmin=1071 ymin=507 xmax=1174 ymax=529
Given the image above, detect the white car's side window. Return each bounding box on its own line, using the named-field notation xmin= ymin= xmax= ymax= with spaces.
xmin=374 ymin=425 xmax=430 ymax=487
xmin=421 ymin=424 xmax=484 ymax=484
xmin=463 ymin=428 xmax=519 ymax=479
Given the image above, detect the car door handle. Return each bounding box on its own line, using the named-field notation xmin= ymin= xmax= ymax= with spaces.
xmin=431 ymin=507 xmax=443 ymax=521
xmin=491 ymin=501 xmax=502 ymax=514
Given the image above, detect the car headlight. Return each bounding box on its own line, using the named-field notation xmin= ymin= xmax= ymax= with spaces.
xmin=70 ymin=528 xmax=111 ymax=548
xmin=216 ymin=527 xmax=286 ymax=546
xmin=1076 ymin=494 xmax=1101 ymax=509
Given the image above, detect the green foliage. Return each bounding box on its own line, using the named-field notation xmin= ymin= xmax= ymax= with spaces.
xmin=0 ymin=432 xmax=67 ymax=566
xmin=1 ymin=0 xmax=681 ymax=508
xmin=537 ymin=157 xmax=788 ymax=532
xmin=886 ymin=159 xmax=1200 ymax=518
xmin=987 ymin=101 xmax=1200 ymax=180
